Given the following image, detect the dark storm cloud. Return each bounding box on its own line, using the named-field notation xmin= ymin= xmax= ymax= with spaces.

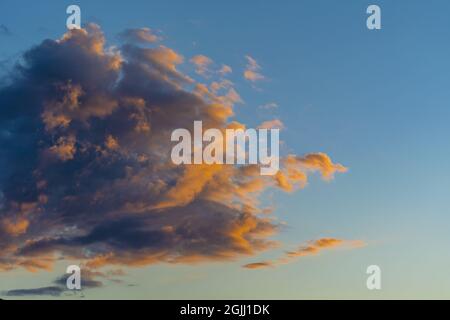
xmin=0 ymin=24 xmax=348 ymax=272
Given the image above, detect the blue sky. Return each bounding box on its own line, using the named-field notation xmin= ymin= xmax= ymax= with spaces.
xmin=1 ymin=0 xmax=450 ymax=299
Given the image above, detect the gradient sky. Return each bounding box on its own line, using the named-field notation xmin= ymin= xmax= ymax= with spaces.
xmin=1 ymin=0 xmax=450 ymax=299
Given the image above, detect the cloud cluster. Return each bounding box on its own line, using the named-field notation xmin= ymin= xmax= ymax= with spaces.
xmin=0 ymin=25 xmax=348 ymax=275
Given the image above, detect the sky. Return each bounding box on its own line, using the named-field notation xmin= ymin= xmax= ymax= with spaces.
xmin=1 ymin=0 xmax=450 ymax=299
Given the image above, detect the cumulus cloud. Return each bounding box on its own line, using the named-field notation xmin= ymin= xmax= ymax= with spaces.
xmin=0 ymin=24 xmax=348 ymax=275
xmin=243 ymin=238 xmax=365 ymax=269
xmin=118 ymin=27 xmax=160 ymax=44
xmin=219 ymin=64 xmax=232 ymax=75
xmin=244 ymin=55 xmax=265 ymax=82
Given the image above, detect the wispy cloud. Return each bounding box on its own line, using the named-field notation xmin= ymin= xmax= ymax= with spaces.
xmin=243 ymin=238 xmax=366 ymax=269
xmin=2 ymin=268 xmax=107 ymax=297
xmin=258 ymin=119 xmax=285 ymax=130
xmin=259 ymin=102 xmax=278 ymax=110
xmin=4 ymin=286 xmax=65 ymax=297
xmin=0 ymin=24 xmax=11 ymax=36
xmin=244 ymin=55 xmax=265 ymax=82
xmin=219 ymin=64 xmax=232 ymax=76
xmin=118 ymin=27 xmax=160 ymax=44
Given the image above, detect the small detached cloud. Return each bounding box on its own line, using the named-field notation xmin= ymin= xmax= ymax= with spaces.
xmin=242 ymin=261 xmax=273 ymax=270
xmin=0 ymin=24 xmax=11 ymax=36
xmin=191 ymin=58 xmax=232 ymax=79
xmin=118 ymin=27 xmax=160 ymax=44
xmin=243 ymin=238 xmax=365 ymax=269
xmin=274 ymin=153 xmax=348 ymax=192
xmin=219 ymin=64 xmax=232 ymax=76
xmin=2 ymin=268 xmax=106 ymax=297
xmin=4 ymin=286 xmax=64 ymax=297
xmin=259 ymin=102 xmax=278 ymax=110
xmin=244 ymin=55 xmax=265 ymax=82
xmin=190 ymin=54 xmax=213 ymax=77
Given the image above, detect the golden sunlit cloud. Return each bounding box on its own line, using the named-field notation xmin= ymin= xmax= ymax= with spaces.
xmin=191 ymin=54 xmax=213 ymax=77
xmin=243 ymin=238 xmax=366 ymax=269
xmin=0 ymin=24 xmax=350 ymax=277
